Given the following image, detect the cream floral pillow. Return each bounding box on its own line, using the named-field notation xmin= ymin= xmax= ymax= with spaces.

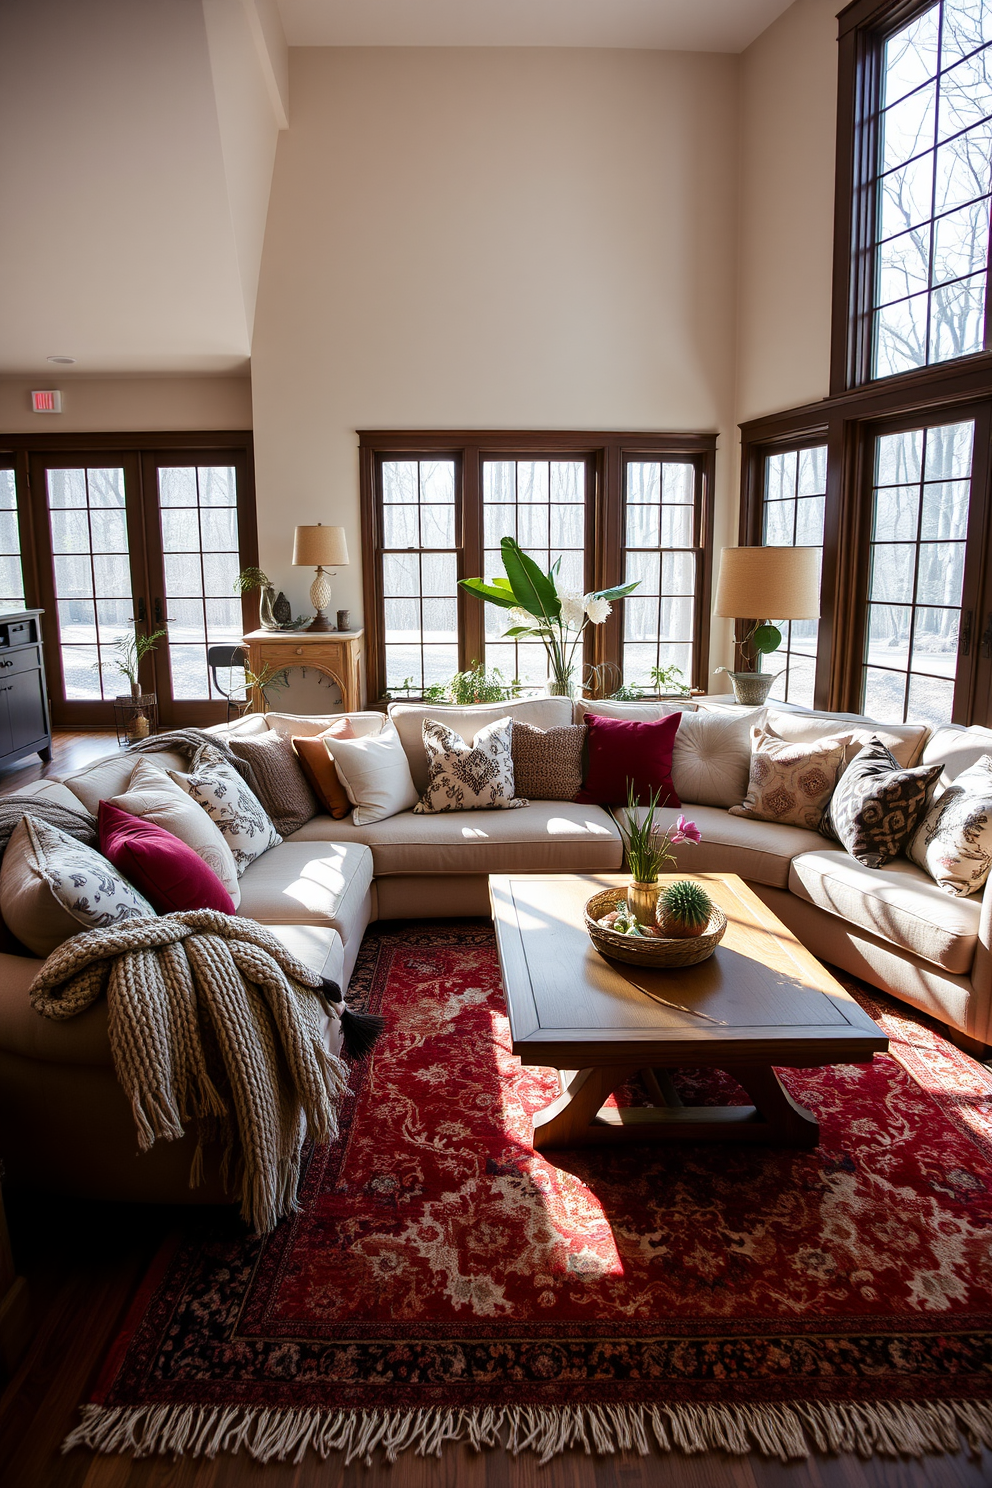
xmin=907 ymin=755 xmax=992 ymax=897
xmin=414 ymin=716 xmax=527 ymax=814
xmin=729 ymin=725 xmax=846 ymax=832
xmin=168 ymin=759 xmax=281 ymax=875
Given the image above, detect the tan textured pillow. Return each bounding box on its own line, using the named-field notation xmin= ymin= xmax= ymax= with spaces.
xmin=109 ymin=757 xmax=241 ymax=908
xmin=511 ymin=722 xmax=585 ymax=800
xmin=228 ymin=730 xmax=318 ymax=836
xmin=729 ymin=726 xmax=846 ymax=831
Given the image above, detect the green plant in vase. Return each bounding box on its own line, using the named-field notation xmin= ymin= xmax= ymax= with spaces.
xmin=460 ymin=537 xmax=638 ymax=697
xmin=615 ymin=783 xmax=701 ymax=929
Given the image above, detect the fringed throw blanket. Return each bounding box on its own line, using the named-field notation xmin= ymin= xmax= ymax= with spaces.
xmin=30 ymin=910 xmax=383 ymax=1232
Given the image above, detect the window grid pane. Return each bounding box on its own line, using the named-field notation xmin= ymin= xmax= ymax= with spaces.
xmin=872 ymin=2 xmax=992 ymax=378
xmin=157 ymin=466 xmax=242 ymax=701
xmin=380 ymin=459 xmax=458 ymax=693
xmin=0 ymin=469 xmax=25 ymax=614
xmin=861 ymin=419 xmax=973 ymax=727
xmin=46 ymin=466 xmax=132 ymax=701
xmin=760 ymin=445 xmax=827 ymax=709
xmin=481 ymin=460 xmax=586 ymax=685
xmin=621 ymin=460 xmax=699 ymax=691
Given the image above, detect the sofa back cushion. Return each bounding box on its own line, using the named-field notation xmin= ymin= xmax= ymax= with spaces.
xmin=264 ymin=710 xmax=385 ymax=741
xmin=765 ymin=709 xmax=928 ymax=770
xmin=390 ymin=697 xmax=572 ymax=794
xmin=922 ymin=723 xmax=992 ymax=784
xmin=61 ymin=748 xmax=189 ymax=815
xmin=573 ymin=699 xmax=694 ymax=723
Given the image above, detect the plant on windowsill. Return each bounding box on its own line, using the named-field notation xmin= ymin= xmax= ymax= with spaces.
xmin=460 ymin=537 xmax=638 ymax=697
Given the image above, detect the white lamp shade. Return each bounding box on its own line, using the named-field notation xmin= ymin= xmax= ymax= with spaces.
xmin=292 ymin=524 xmax=349 ymax=567
xmin=713 ymin=546 xmax=820 ymax=621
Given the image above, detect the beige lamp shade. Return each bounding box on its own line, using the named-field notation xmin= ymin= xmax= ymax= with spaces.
xmin=292 ymin=524 xmax=349 ymax=568
xmin=713 ymin=546 xmax=820 ymax=621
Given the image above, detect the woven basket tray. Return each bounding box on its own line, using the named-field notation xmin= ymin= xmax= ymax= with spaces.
xmin=583 ymin=888 xmax=728 ymax=969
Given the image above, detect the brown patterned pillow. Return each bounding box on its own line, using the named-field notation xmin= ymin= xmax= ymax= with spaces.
xmin=729 ymin=725 xmax=846 ymax=831
xmin=228 ymin=729 xmax=318 ymax=836
xmin=511 ymin=722 xmax=586 ymax=801
xmin=826 ymin=735 xmax=943 ymax=868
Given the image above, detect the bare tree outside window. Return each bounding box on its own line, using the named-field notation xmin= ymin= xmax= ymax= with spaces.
xmin=760 ymin=446 xmax=827 ymax=708
xmin=622 ymin=461 xmax=699 ymax=690
xmin=873 ymin=0 xmax=992 ymax=377
xmin=0 ymin=469 xmax=25 ymax=615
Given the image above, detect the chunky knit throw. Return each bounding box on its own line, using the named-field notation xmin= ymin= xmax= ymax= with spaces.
xmin=30 ymin=911 xmax=351 ymax=1232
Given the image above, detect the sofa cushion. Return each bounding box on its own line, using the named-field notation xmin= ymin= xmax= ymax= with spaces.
xmin=326 ymin=723 xmax=419 ymax=825
xmin=613 ymin=803 xmax=828 ymax=889
xmin=98 ymin=802 xmax=235 ymax=915
xmin=670 ymin=709 xmax=758 ymax=808
xmin=789 ymin=850 xmax=981 ymax=975
xmin=168 ymin=758 xmax=282 ymax=873
xmin=0 ymin=925 xmax=345 ymax=1067
xmin=236 ymin=841 xmax=374 ymax=947
xmin=826 ymin=737 xmax=941 ymax=868
xmin=227 ymin=729 xmax=319 ymax=836
xmin=576 ymin=711 xmax=680 ymax=806
xmin=766 ymin=709 xmax=928 ymax=771
xmin=390 ymin=697 xmax=572 ymax=793
xmin=285 ymin=801 xmax=623 ymax=876
xmin=415 ymin=715 xmax=525 ymax=814
xmin=574 ymin=699 xmax=692 ymax=723
xmin=293 ymin=721 xmax=355 ymax=819
xmin=729 ymin=725 xmax=846 ymax=831
xmin=511 ymin=721 xmax=585 ymax=801
xmin=61 ymin=747 xmax=189 ymax=814
xmin=923 ymin=723 xmax=992 ymax=785
xmin=264 ymin=710 xmax=385 ymax=741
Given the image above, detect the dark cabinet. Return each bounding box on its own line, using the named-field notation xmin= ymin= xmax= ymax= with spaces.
xmin=0 ymin=611 xmax=52 ymax=768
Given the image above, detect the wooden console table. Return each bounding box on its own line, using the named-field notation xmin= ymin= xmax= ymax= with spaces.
xmin=242 ymin=629 xmax=365 ymax=712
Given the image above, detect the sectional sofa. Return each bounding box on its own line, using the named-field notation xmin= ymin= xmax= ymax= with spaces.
xmin=1 ymin=694 xmax=990 ymax=1206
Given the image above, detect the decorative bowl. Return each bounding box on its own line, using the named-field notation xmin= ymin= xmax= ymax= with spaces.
xmin=583 ymin=888 xmax=728 ymax=969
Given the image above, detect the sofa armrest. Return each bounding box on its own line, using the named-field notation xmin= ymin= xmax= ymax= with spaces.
xmin=967 ymin=876 xmax=992 ymax=1042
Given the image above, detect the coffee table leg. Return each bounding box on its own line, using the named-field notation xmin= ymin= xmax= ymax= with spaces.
xmin=531 ymin=1063 xmax=819 ymax=1151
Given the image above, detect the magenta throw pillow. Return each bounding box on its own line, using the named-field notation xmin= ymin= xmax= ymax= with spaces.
xmin=574 ymin=711 xmax=682 ymax=806
xmin=98 ymin=801 xmax=235 ymax=915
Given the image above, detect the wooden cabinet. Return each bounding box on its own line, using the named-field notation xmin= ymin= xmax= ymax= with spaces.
xmin=0 ymin=610 xmax=52 ymax=768
xmin=242 ymin=628 xmax=365 ymax=713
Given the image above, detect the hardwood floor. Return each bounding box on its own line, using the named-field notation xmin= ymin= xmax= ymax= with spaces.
xmin=0 ymin=733 xmax=989 ymax=1486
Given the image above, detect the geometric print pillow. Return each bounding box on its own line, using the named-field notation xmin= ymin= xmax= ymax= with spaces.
xmin=824 ymin=735 xmax=942 ymax=869
xmin=414 ymin=716 xmax=527 ymax=814
xmin=728 ymin=725 xmax=846 ymax=831
xmin=906 ymin=754 xmax=992 ymax=896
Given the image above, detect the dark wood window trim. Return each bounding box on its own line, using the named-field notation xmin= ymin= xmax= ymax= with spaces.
xmin=0 ymin=430 xmax=258 ymax=725
xmin=359 ymin=430 xmax=716 ymax=705
xmin=832 ymin=0 xmax=992 ymax=394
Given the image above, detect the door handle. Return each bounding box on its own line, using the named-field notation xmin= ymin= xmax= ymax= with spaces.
xmin=153 ymin=598 xmax=174 ymax=625
xmin=136 ymin=597 xmax=146 ymax=624
xmin=981 ymin=612 xmax=992 ymax=660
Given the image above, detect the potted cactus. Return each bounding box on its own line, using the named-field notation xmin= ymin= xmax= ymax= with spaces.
xmin=657 ymin=880 xmax=714 ymax=939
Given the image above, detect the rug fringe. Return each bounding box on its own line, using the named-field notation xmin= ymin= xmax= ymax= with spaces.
xmin=62 ymin=1397 xmax=992 ymax=1466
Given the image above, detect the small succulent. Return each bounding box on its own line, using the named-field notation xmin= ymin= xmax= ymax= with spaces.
xmin=658 ymin=880 xmax=713 ymax=939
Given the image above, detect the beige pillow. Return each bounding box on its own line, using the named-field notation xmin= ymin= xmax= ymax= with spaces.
xmin=670 ymin=710 xmax=755 ymax=809
xmin=60 ymin=747 xmax=189 ymax=814
xmin=729 ymin=725 xmax=846 ymax=831
xmin=0 ymin=815 xmax=155 ymax=958
xmin=109 ymin=756 xmax=241 ymax=907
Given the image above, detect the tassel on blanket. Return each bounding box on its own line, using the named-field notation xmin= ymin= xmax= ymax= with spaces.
xmin=317 ymin=977 xmax=386 ymax=1060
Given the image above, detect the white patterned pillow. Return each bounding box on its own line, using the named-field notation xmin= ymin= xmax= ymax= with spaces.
xmin=167 ymin=758 xmax=281 ymax=875
xmin=0 ymin=815 xmax=155 ymax=957
xmin=414 ymin=716 xmax=526 ymax=814
xmin=906 ymin=755 xmax=992 ymax=897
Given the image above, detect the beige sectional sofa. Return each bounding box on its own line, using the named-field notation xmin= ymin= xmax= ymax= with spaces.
xmin=1 ymin=694 xmax=990 ymax=1205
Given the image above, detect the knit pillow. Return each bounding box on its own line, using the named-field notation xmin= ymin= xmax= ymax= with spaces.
xmin=825 ymin=736 xmax=942 ymax=869
xmin=168 ymin=759 xmax=282 ymax=875
xmin=729 ymin=726 xmax=846 ymax=832
xmin=906 ymin=755 xmax=992 ymax=896
xmin=109 ymin=756 xmax=241 ymax=907
xmin=0 ymin=814 xmax=155 ymax=957
xmin=98 ymin=801 xmax=235 ymax=915
xmin=510 ymin=722 xmax=586 ymax=801
xmin=228 ymin=729 xmax=318 ymax=836
xmin=414 ymin=716 xmax=526 ymax=814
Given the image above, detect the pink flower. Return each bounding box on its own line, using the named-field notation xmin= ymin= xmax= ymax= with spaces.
xmin=671 ymin=815 xmax=701 ymax=845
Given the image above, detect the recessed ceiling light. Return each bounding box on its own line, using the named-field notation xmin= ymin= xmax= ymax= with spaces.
xmin=47 ymin=355 xmax=76 ymax=365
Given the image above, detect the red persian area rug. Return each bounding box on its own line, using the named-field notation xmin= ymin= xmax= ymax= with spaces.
xmin=68 ymin=921 xmax=992 ymax=1467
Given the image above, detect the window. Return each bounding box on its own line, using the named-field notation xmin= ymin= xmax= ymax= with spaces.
xmin=862 ymin=417 xmax=974 ymax=726
xmin=0 ymin=465 xmax=26 ymax=613
xmin=872 ymin=1 xmax=992 ymax=378
xmin=361 ymin=432 xmax=715 ymax=703
xmin=759 ymin=445 xmax=827 ymax=708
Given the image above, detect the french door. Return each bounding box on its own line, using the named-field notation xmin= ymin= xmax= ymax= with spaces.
xmin=27 ymin=446 xmax=255 ymax=727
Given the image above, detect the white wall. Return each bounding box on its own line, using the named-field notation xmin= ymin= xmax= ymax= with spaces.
xmin=251 ymin=46 xmax=741 ymax=678
xmin=0 ymin=378 xmax=252 ymax=434
xmin=736 ymin=0 xmax=839 ymax=422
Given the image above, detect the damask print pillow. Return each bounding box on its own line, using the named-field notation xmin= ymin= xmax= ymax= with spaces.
xmin=414 ymin=716 xmax=527 ymax=814
xmin=907 ymin=755 xmax=992 ymax=896
xmin=0 ymin=814 xmax=155 ymax=958
xmin=824 ymin=736 xmax=942 ymax=869
xmin=168 ymin=759 xmax=281 ymax=875
xmin=728 ymin=725 xmax=846 ymax=831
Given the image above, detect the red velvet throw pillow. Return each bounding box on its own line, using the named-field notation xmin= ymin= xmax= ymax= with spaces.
xmin=574 ymin=711 xmax=682 ymax=806
xmin=98 ymin=801 xmax=235 ymax=915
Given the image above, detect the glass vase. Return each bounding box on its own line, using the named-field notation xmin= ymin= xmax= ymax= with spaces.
xmin=626 ymin=879 xmax=660 ymax=927
xmin=547 ymin=663 xmax=575 ymax=698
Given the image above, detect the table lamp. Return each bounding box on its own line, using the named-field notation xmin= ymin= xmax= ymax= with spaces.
xmin=713 ymin=546 xmax=820 ymax=706
xmin=292 ymin=524 xmax=349 ymax=632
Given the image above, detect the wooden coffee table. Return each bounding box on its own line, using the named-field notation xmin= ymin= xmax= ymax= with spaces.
xmin=490 ymin=872 xmax=887 ymax=1152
